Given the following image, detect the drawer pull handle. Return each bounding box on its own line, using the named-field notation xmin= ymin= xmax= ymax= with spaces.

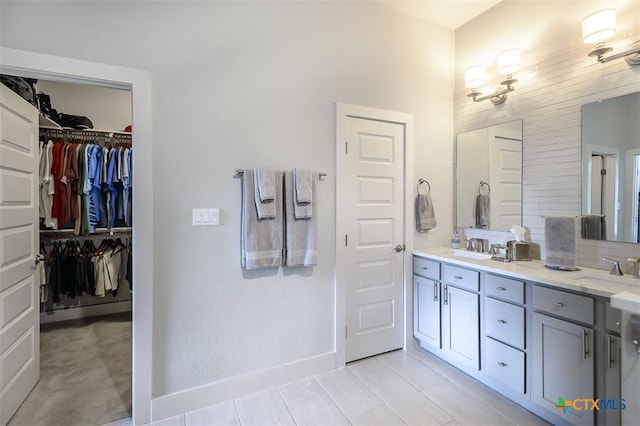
xmin=607 ymin=335 xmax=613 ymax=369
xmin=433 ymin=282 xmax=439 ymax=302
xmin=497 ymin=362 xmax=508 ymax=368
xmin=496 ymin=286 xmax=507 ymax=291
xmin=497 ymin=319 xmax=507 ymax=324
xmin=443 ymin=285 xmax=448 ymax=305
xmin=553 ymin=302 xmax=565 ymax=308
xmin=421 ymin=266 xmax=429 ymax=270
xmin=454 ymin=275 xmax=463 ymax=280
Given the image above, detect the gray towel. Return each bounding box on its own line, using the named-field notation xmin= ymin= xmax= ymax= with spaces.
xmin=241 ymin=169 xmax=283 ymax=270
xmin=476 ymin=194 xmax=491 ymax=228
xmin=255 ymin=167 xmax=275 ymax=201
xmin=544 ymin=216 xmax=577 ymax=270
xmin=581 ymin=215 xmax=607 ymax=240
xmin=285 ymin=171 xmax=317 ymax=267
xmin=293 ymin=168 xmax=313 ymax=219
xmin=415 ymin=193 xmax=436 ymax=232
xmin=254 ymin=167 xmax=276 ymax=219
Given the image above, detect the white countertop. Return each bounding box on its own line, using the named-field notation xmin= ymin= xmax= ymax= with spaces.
xmin=413 ymin=247 xmax=640 ymax=302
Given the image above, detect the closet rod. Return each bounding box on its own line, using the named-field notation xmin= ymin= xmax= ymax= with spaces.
xmin=234 ymin=169 xmax=327 ymax=180
xmin=40 ymin=227 xmax=132 ymax=239
xmin=39 ymin=128 xmax=132 ymax=140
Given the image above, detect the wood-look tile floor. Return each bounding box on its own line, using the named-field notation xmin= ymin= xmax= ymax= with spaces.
xmin=140 ymin=348 xmax=549 ymax=426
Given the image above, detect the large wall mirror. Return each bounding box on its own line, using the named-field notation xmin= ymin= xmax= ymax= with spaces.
xmin=581 ymin=92 xmax=640 ymax=243
xmin=455 ymin=120 xmax=523 ymax=230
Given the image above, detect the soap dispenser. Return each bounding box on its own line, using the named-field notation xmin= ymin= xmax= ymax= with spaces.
xmin=451 ymin=229 xmax=461 ymax=249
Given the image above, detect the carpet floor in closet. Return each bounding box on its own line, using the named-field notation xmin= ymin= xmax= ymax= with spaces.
xmin=8 ymin=312 xmax=132 ymax=426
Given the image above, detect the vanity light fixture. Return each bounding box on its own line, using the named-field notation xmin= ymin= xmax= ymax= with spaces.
xmin=583 ymin=9 xmax=640 ymax=65
xmin=465 ymin=49 xmax=521 ymax=105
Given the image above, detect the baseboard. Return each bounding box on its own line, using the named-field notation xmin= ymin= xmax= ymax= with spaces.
xmin=40 ymin=300 xmax=132 ymax=323
xmin=151 ymin=351 xmax=336 ymax=422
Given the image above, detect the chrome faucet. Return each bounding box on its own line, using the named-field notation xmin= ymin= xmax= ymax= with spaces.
xmin=602 ymin=257 xmax=623 ymax=276
xmin=627 ymin=257 xmax=640 ymax=279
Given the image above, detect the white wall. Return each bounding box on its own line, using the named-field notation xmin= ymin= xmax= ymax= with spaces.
xmin=0 ymin=1 xmax=454 ymax=398
xmin=455 ymin=0 xmax=640 ymax=269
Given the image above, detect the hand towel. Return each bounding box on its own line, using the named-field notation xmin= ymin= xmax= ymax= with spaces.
xmin=475 ymin=194 xmax=491 ymax=228
xmin=284 ymin=171 xmax=317 ymax=267
xmin=293 ymin=168 xmax=313 ymax=219
xmin=580 ymin=215 xmax=607 ymax=240
xmin=544 ymin=216 xmax=577 ymax=270
xmin=255 ymin=167 xmax=275 ymax=201
xmin=415 ymin=193 xmax=436 ymax=232
xmin=254 ymin=167 xmax=276 ymax=219
xmin=241 ymin=169 xmax=283 ymax=270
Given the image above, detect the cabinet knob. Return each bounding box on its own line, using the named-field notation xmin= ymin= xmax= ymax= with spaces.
xmin=497 ymin=361 xmax=508 ymax=368
xmin=454 ymin=275 xmax=463 ymax=280
xmin=553 ymin=302 xmax=565 ymax=308
xmin=497 ymin=319 xmax=507 ymax=324
xmin=496 ymin=286 xmax=506 ymax=291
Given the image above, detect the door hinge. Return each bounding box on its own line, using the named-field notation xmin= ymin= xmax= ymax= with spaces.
xmin=601 ymin=168 xmax=607 ymax=176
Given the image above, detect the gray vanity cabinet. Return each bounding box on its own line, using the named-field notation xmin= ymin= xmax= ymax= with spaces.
xmin=602 ymin=303 xmax=622 ymax=426
xmin=413 ymin=258 xmax=441 ymax=348
xmin=413 ymin=258 xmax=480 ymax=371
xmin=441 ymin=264 xmax=480 ymax=370
xmin=532 ymin=286 xmax=595 ymax=425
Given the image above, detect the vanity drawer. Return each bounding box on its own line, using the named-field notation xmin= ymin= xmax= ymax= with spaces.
xmin=485 ymin=297 xmax=525 ymax=349
xmin=413 ymin=257 xmax=440 ymax=280
xmin=443 ymin=264 xmax=479 ymax=292
xmin=533 ymin=286 xmax=594 ymax=325
xmin=485 ymin=337 xmax=525 ymax=394
xmin=485 ymin=274 xmax=525 ymax=304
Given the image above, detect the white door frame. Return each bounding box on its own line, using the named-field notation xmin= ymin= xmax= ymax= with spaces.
xmin=0 ymin=47 xmax=153 ymax=425
xmin=335 ymin=102 xmax=414 ymax=367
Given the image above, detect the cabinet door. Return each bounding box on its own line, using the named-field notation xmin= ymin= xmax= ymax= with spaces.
xmin=604 ymin=334 xmax=621 ymax=426
xmin=442 ymin=285 xmax=479 ymax=370
xmin=532 ymin=313 xmax=594 ymax=425
xmin=414 ymin=276 xmax=441 ymax=348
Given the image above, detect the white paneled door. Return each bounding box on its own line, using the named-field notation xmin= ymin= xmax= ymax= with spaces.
xmin=339 ymin=114 xmax=405 ymax=363
xmin=0 ymin=84 xmax=40 ymax=425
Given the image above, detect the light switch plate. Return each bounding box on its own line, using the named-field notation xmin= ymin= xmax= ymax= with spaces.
xmin=193 ymin=208 xmax=220 ymax=226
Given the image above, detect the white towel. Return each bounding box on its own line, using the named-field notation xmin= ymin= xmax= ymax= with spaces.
xmin=254 ymin=167 xmax=276 ymax=219
xmin=285 ymin=171 xmax=317 ymax=267
xmin=241 ymin=169 xmax=283 ymax=270
xmin=476 ymin=194 xmax=490 ymax=228
xmin=293 ymin=168 xmax=313 ymax=219
xmin=415 ymin=193 xmax=436 ymax=232
xmin=544 ymin=216 xmax=577 ymax=270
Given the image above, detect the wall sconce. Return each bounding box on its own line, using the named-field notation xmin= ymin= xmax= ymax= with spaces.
xmin=465 ymin=49 xmax=521 ymax=105
xmin=583 ymin=9 xmax=640 ymax=65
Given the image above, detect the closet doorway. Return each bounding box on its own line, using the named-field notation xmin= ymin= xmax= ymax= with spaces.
xmin=0 ymin=48 xmax=153 ymax=426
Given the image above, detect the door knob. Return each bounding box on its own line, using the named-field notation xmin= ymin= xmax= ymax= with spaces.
xmin=393 ymin=244 xmax=405 ymax=252
xmin=35 ymin=254 xmax=45 ymax=266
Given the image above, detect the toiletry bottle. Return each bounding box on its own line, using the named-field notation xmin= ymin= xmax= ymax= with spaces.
xmin=451 ymin=230 xmax=461 ymax=249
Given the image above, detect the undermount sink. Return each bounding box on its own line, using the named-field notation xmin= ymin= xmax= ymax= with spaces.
xmin=452 ymin=249 xmax=492 ymax=260
xmin=571 ymin=274 xmax=628 ymax=285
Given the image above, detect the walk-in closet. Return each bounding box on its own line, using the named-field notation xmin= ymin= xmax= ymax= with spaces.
xmin=3 ymin=78 xmax=133 ymax=426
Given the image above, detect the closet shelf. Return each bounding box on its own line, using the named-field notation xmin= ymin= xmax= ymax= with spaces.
xmin=40 ymin=227 xmax=132 ymax=238
xmin=39 ymin=113 xmax=61 ymax=129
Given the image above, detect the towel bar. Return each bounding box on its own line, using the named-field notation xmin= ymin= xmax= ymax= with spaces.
xmin=235 ymin=169 xmax=326 ymax=180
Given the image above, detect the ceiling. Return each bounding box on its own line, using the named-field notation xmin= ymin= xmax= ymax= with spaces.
xmin=379 ymin=0 xmax=503 ymax=29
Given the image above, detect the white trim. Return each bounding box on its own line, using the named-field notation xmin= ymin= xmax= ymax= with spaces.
xmin=151 ymin=352 xmax=336 ymax=422
xmin=0 ymin=47 xmax=153 ymax=425
xmin=334 ymin=103 xmax=414 ymax=368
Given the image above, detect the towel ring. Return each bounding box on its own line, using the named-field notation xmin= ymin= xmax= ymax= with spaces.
xmin=417 ymin=178 xmax=431 ymax=195
xmin=479 ymin=181 xmax=491 ymax=195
